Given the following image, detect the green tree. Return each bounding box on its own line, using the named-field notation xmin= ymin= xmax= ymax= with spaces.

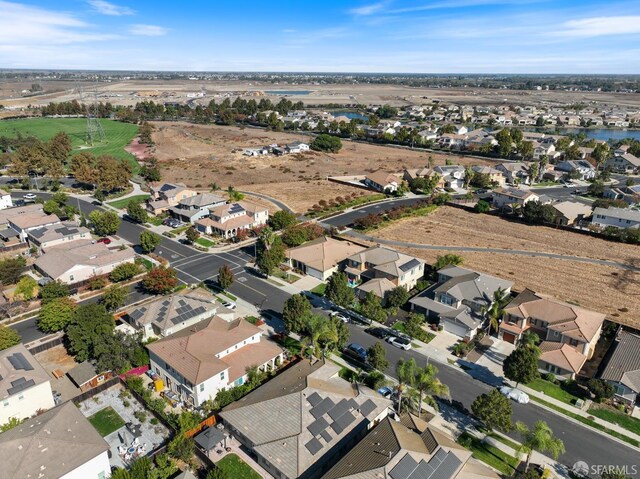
xmin=434 ymin=254 xmax=463 ymax=270
xmin=282 ymin=293 xmax=312 ymax=333
xmin=14 ymin=276 xmax=38 ymax=300
xmin=360 ymin=291 xmax=387 ymax=323
xmin=475 ymin=199 xmax=491 ymax=213
xmin=126 ymin=200 xmax=149 ymax=224
xmin=593 ymin=143 xmax=610 ymax=171
xmin=0 ymin=325 xmax=21 ymax=351
xmin=218 ymin=264 xmax=234 ymax=290
xmin=310 ymin=134 xmax=343 ymax=153
xmin=65 ymin=304 xmax=115 ymax=362
xmin=386 ymin=286 xmax=409 ymax=308
xmin=471 ymin=388 xmax=513 ymax=431
xmin=414 ymin=364 xmax=449 ymax=416
xmin=226 ymin=186 xmax=245 ymax=202
xmin=367 ymin=341 xmax=389 ymax=371
xmin=404 ymin=312 xmax=426 ymax=339
xmin=480 ymin=287 xmax=510 ymax=333
xmin=519 ymin=140 xmax=534 ymax=160
xmin=519 ymin=331 xmax=542 ymax=356
xmin=100 ymin=284 xmax=127 ymax=312
xmin=51 ymin=191 xmax=68 ymax=207
xmin=37 ymin=297 xmax=76 ymax=332
xmin=587 ymin=378 xmax=615 ymax=403
xmin=516 ymin=421 xmax=565 ymax=471
xmin=110 ymin=262 xmax=140 ymax=282
xmin=325 ymin=271 xmax=355 ymax=307
xmin=255 ymin=229 xmax=286 ymax=276
xmin=40 ymin=280 xmax=70 ymax=303
xmin=0 ymin=257 xmax=27 ymax=285
xmin=185 ymin=226 xmax=200 ymax=244
xmin=142 ymin=267 xmax=178 ymax=294
xmin=0 ymin=417 xmax=24 ymax=432
xmin=503 ymin=347 xmax=539 ymax=387
xmin=301 ymin=314 xmax=338 ymax=358
xmin=43 ymin=199 xmax=62 ymax=216
xmin=89 ymin=210 xmax=121 ymax=236
xmin=139 ymin=231 xmax=162 ymax=253
xmin=396 ymin=358 xmax=417 ymax=414
xmin=269 ymin=210 xmax=298 ymax=230
xmin=207 ymin=469 xmax=230 ymax=479
xmin=168 ymin=434 xmax=195 ymax=463
xmin=495 ymin=129 xmax=512 ymax=158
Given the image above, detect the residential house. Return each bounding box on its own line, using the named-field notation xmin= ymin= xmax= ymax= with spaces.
xmin=403 ymin=168 xmax=446 ymax=189
xmin=66 ymin=361 xmax=113 ymax=393
xmin=464 ymin=129 xmax=497 ymax=150
xmin=364 ymin=171 xmax=401 ymax=193
xmin=471 ymin=165 xmax=506 ymax=186
xmin=0 ymin=402 xmax=111 ymax=479
xmin=598 ymin=330 xmax=640 ymax=405
xmin=592 ymin=207 xmax=640 ymax=230
xmin=219 ymin=361 xmax=391 ymax=479
xmin=27 ymin=223 xmax=91 ymax=252
xmin=34 ymin=240 xmax=136 ymax=284
xmin=0 ymin=193 xmax=12 ymax=210
xmin=286 ymin=141 xmax=310 ymax=153
xmin=243 ymin=147 xmax=269 ymax=157
xmin=550 ymin=201 xmax=592 ymax=226
xmin=286 ymin=236 xmax=366 ymax=280
xmin=438 ymin=133 xmax=467 ymax=149
xmin=498 ymin=289 xmax=606 ymax=379
xmin=169 ymin=193 xmax=226 ymax=224
xmin=323 ymin=414 xmax=499 ymax=479
xmin=0 ymin=344 xmax=55 ymax=424
xmin=495 ymin=162 xmax=531 ymax=185
xmin=491 ymin=187 xmax=539 ymax=209
xmin=605 ymin=153 xmax=640 ymax=174
xmin=532 ymin=142 xmax=557 ymax=160
xmin=195 ymin=199 xmax=269 ymax=238
xmin=603 ymin=185 xmax=640 ymax=206
xmin=147 ymin=182 xmax=198 ymax=215
xmin=434 ymin=165 xmax=465 ymax=189
xmin=6 ymin=207 xmax=61 ymax=242
xmin=555 ymin=160 xmax=596 ymax=180
xmin=147 ymin=316 xmax=284 ymax=407
xmin=125 ymin=289 xmax=233 ymax=339
xmin=345 ymin=246 xmax=425 ymax=302
xmin=410 ymin=265 xmax=513 ymax=339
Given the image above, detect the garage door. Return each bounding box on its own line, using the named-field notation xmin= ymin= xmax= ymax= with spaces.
xmin=442 ymin=319 xmax=469 ymax=338
xmin=503 ymin=332 xmax=516 ymax=344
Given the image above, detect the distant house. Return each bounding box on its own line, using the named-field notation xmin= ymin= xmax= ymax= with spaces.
xmin=169 ymin=193 xmax=226 ymax=224
xmin=471 ymin=165 xmax=506 ymax=186
xmin=0 ymin=344 xmax=55 ymax=424
xmin=592 ymin=207 xmax=640 ymax=230
xmin=603 ymin=184 xmax=640 ymax=206
xmin=67 ymin=361 xmax=112 ymax=393
xmin=148 ymin=182 xmax=198 ymax=214
xmin=0 ymin=402 xmax=111 ymax=479
xmin=364 ymin=171 xmax=401 ymax=193
xmin=6 ymin=206 xmax=61 ymax=242
xmin=605 ymin=153 xmax=640 ymax=173
xmin=147 ymin=316 xmax=284 ymax=407
xmin=403 ymin=167 xmax=446 ymax=189
xmin=438 ymin=133 xmax=467 ymax=149
xmin=598 ymin=330 xmax=640 ymax=405
xmin=34 ymin=240 xmax=136 ymax=284
xmin=550 ymin=201 xmax=592 ymax=226
xmin=27 ymin=223 xmax=91 ymax=252
xmin=499 ymin=289 xmax=605 ymax=379
xmin=410 ymin=265 xmax=513 ymax=339
xmin=495 ymin=162 xmax=531 ymax=185
xmin=243 ymin=147 xmax=269 ymax=156
xmin=555 ymin=160 xmax=596 ymax=180
xmin=286 ymin=236 xmax=366 ymax=280
xmin=434 ymin=165 xmax=465 ymax=189
xmin=491 ymin=187 xmax=539 ymax=209
xmin=0 ymin=194 xmax=12 ymax=210
xmin=286 ymin=141 xmax=310 ymax=153
xmin=195 ymin=199 xmax=269 ymax=238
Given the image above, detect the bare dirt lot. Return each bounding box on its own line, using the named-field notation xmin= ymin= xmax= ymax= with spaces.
xmin=150 ymin=122 xmax=491 ymax=213
xmin=365 ymin=206 xmax=640 ymax=326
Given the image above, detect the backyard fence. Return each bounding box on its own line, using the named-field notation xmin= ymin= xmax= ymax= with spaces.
xmin=26 ymin=333 xmax=64 ymax=355
xmin=73 ymin=376 xmax=120 ymax=403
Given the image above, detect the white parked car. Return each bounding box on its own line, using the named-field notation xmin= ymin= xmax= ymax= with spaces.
xmin=221 ymin=301 xmax=236 ymax=310
xmin=23 ymin=193 xmax=37 ymax=200
xmin=329 ymin=311 xmax=349 ymax=323
xmin=387 ymin=336 xmax=412 ymax=350
xmin=500 ymin=386 xmax=530 ymax=404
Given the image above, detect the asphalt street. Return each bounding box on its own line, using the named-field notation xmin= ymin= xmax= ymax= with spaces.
xmin=323 ymin=197 xmax=427 ymax=227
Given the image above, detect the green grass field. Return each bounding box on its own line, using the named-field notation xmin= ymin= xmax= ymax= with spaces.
xmin=527 ymin=378 xmax=585 ymax=405
xmin=0 ymin=117 xmax=139 ymax=171
xmin=588 ymin=406 xmax=640 ymax=436
xmin=458 ymin=432 xmax=520 ymax=476
xmin=216 ymin=453 xmax=261 ymax=479
xmin=107 ymin=194 xmax=150 ymax=209
xmin=88 ymin=406 xmax=125 ymax=437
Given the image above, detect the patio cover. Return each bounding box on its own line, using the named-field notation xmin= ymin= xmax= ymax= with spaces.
xmin=194 ymin=426 xmax=225 ymax=451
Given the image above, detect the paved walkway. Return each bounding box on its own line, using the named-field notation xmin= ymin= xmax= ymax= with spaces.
xmin=238 ymin=190 xmax=294 ymax=213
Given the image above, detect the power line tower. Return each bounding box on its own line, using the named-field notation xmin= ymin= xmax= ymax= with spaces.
xmin=78 ymin=84 xmax=105 ymax=146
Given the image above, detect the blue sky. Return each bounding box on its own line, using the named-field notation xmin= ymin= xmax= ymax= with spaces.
xmin=1 ymin=0 xmax=639 ymax=73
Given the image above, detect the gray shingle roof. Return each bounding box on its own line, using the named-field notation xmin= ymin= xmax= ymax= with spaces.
xmin=599 ymin=331 xmax=640 ymax=393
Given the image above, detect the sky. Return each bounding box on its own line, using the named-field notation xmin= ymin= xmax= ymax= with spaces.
xmin=0 ymin=0 xmax=639 ymax=73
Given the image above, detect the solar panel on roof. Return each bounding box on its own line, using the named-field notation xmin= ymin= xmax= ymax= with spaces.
xmin=305 ymin=437 xmax=323 ymax=456
xmin=400 ymin=258 xmax=421 ymax=273
xmin=412 ymin=461 xmax=435 ymax=479
xmin=429 ymin=452 xmax=462 ymax=479
xmin=307 ymin=392 xmax=322 ymax=407
xmin=320 ymin=429 xmax=332 ymax=443
xmin=7 ymin=377 xmax=36 ymax=395
xmin=330 ymin=421 xmax=344 ymax=435
xmin=346 ymin=398 xmax=359 ymax=411
xmin=7 ymin=353 xmax=33 ymax=371
xmin=335 ymin=411 xmax=356 ymax=430
xmin=328 ymin=399 xmax=350 ymax=421
xmin=307 ymin=417 xmax=329 ymax=437
xmin=390 ymin=453 xmax=419 ymax=479
xmin=359 ymin=399 xmax=377 ymax=417
xmin=310 ymin=397 xmax=334 ymax=419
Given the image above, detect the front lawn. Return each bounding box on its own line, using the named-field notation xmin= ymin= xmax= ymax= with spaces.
xmin=88 ymin=406 xmax=125 ymax=437
xmin=527 ymin=378 xmax=585 ymax=405
xmin=392 ymin=321 xmax=435 ymax=344
xmin=272 ymin=268 xmax=300 ymax=284
xmin=588 ymin=406 xmax=640 ymax=436
xmin=311 ymin=283 xmax=327 ymax=295
xmin=458 ymin=432 xmax=520 ymax=476
xmin=216 ymin=453 xmax=261 ymax=479
xmin=107 ymin=194 xmax=150 ymax=209
xmin=196 ymin=237 xmax=216 ymax=248
xmin=147 ymin=216 xmax=165 ymax=226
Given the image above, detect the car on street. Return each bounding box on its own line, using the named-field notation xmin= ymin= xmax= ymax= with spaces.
xmin=23 ymin=193 xmax=36 ymax=200
xmin=366 ymin=327 xmax=390 ymax=339
xmin=329 ymin=311 xmax=349 ymax=323
xmin=97 ymin=237 xmax=111 ymax=245
xmin=377 ymin=386 xmax=395 ymax=399
xmin=221 ymin=301 xmax=236 ymax=310
xmin=344 ymin=343 xmax=368 ymax=363
xmin=499 ymin=386 xmax=530 ymax=404
xmin=386 ymin=327 xmax=410 ymax=341
xmin=91 ymin=200 xmax=103 ymax=206
xmin=387 ymin=336 xmax=412 ymax=350
xmin=562 ymin=182 xmax=575 ymax=188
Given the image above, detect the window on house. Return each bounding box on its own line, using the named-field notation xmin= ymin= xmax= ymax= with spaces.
xmin=220 ymin=371 xmax=225 ymax=380
xmin=98 ymin=472 xmax=106 ymax=479
xmin=69 ymin=275 xmax=74 ymax=281
xmin=554 ymin=331 xmax=559 ymax=337
xmin=2 ymin=400 xmax=8 ymax=407
xmin=199 ymin=384 xmax=204 ymax=392
xmin=18 ymin=395 xmax=24 ymax=401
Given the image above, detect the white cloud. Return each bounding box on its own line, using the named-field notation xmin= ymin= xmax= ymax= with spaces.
xmin=88 ymin=0 xmax=134 ymax=16
xmin=561 ymin=16 xmax=640 ymax=37
xmin=129 ymin=24 xmax=170 ymax=36
xmin=349 ymin=2 xmax=388 ymax=16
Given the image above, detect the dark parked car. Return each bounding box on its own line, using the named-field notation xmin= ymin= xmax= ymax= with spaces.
xmin=366 ymin=327 xmax=390 ymax=339
xmin=344 ymin=343 xmax=367 ymax=363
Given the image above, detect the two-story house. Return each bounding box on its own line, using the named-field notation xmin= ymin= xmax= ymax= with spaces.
xmin=498 ymin=289 xmax=606 ymax=379
xmin=147 ymin=316 xmax=284 ymax=407
xmin=195 ymin=199 xmax=269 ymax=238
xmin=345 ymin=246 xmax=425 ymax=304
xmin=27 ymin=223 xmax=91 ymax=252
xmin=592 ymin=206 xmax=640 ymax=230
xmin=3 ymin=204 xmax=61 ymax=242
xmin=604 ymin=153 xmax=640 ymax=174
xmin=471 ymin=165 xmax=506 ymax=186
xmin=0 ymin=344 xmax=55 ymax=425
xmin=491 ymin=187 xmax=539 ymax=209
xmin=147 ymin=182 xmax=198 ymax=215
xmin=409 ymin=265 xmax=513 ymax=339
xmin=495 ymin=162 xmax=531 ymax=185
xmin=555 ymin=160 xmax=596 ymax=180
xmin=169 ymin=193 xmax=226 ymax=224
xmin=286 ymin=236 xmax=366 ymax=281
xmin=434 ymin=165 xmax=465 ymax=189
xmin=364 ymin=171 xmax=401 ymax=193
xmin=598 ymin=330 xmax=640 ymax=406
xmin=403 ymin=167 xmax=446 ymax=190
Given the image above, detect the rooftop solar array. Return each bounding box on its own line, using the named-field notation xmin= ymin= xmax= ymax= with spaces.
xmin=228 ymin=203 xmax=246 ymax=215
xmin=7 ymin=377 xmax=36 ymax=395
xmin=359 ymin=399 xmax=377 ymax=417
xmin=390 ymin=449 xmax=462 ymax=479
xmin=129 ymin=308 xmax=147 ymax=321
xmin=307 ymin=392 xmax=322 ymax=407
xmin=305 ymin=437 xmax=323 ymax=455
xmin=310 ymin=397 xmax=335 ymax=419
xmin=7 ymin=352 xmax=34 ymax=371
xmin=400 ymin=258 xmax=422 ymax=273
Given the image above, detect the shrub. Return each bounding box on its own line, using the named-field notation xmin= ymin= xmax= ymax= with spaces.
xmin=543 ymin=373 xmax=557 ymax=384
xmin=133 ymin=410 xmax=147 ymax=423
xmin=89 ymin=276 xmax=108 ymax=290
xmin=110 ymin=263 xmax=140 ymax=282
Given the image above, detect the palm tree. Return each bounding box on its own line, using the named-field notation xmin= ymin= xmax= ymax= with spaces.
xmin=516 ymin=421 xmax=565 ymax=471
xmin=395 ymin=359 xmax=417 ymax=414
xmin=519 ymin=331 xmax=541 ymax=357
xmin=480 ymin=287 xmax=510 ymax=333
xmin=258 ymin=226 xmax=276 ymax=250
xmin=414 ymin=364 xmax=449 ymax=417
xmin=301 ymin=314 xmax=338 ymax=359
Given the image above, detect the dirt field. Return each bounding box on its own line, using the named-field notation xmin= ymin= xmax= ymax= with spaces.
xmin=150 ymin=122 xmax=490 ymax=212
xmin=365 ymin=206 xmax=640 ymax=326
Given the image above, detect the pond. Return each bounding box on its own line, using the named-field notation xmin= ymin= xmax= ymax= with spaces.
xmin=264 ymin=90 xmax=311 ymax=95
xmin=331 ymin=111 xmax=369 ymax=121
xmin=528 ymin=127 xmax=640 ymax=142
